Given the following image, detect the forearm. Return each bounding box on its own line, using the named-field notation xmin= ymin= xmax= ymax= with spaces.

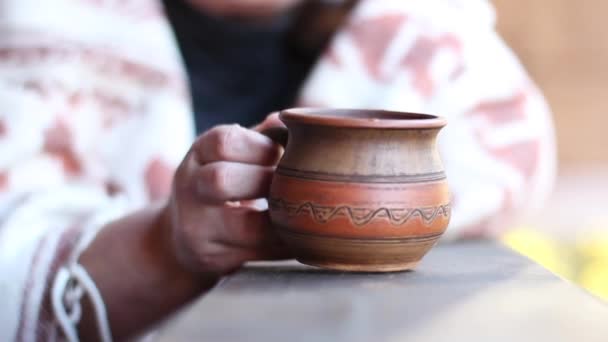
xmin=78 ymin=203 xmax=217 ymax=340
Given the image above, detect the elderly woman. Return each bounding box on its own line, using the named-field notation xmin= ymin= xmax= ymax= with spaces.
xmin=0 ymin=0 xmax=555 ymax=340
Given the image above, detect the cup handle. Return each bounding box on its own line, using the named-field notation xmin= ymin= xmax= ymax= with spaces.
xmin=260 ymin=126 xmax=288 ymax=203
xmin=260 ymin=126 xmax=289 ymax=148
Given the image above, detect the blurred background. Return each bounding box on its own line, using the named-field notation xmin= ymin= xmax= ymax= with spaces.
xmin=491 ymin=0 xmax=608 ymax=300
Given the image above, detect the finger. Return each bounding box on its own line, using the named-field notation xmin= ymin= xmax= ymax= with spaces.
xmin=217 ymin=208 xmax=279 ymax=247
xmin=195 ymin=161 xmax=274 ymax=203
xmin=194 ymin=124 xmax=281 ymax=165
xmin=225 ymin=198 xmax=269 ymax=211
xmin=193 ymin=239 xmax=292 ymax=275
xmin=216 ymin=207 xmax=291 ymax=258
xmin=189 ymin=244 xmax=251 ymax=276
xmin=252 ymin=112 xmax=285 ymax=132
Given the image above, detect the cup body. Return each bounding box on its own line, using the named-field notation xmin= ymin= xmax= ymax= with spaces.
xmin=269 ymin=108 xmax=450 ymax=272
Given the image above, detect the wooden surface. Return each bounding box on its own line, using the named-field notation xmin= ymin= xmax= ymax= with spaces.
xmin=156 ymin=242 xmax=608 ymax=342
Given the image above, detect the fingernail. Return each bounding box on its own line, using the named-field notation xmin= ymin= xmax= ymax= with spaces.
xmin=225 ymin=201 xmax=242 ymax=208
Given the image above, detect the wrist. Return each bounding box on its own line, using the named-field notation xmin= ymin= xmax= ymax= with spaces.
xmin=78 ymin=203 xmax=218 ymax=339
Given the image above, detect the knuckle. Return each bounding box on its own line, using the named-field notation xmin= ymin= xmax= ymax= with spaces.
xmin=212 ymin=124 xmax=241 ymax=160
xmin=207 ymin=163 xmax=232 ymax=199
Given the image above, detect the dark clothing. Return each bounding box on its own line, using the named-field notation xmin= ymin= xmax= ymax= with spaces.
xmin=163 ymin=1 xmax=319 ymax=134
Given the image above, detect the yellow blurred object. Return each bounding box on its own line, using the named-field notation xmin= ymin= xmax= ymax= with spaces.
xmin=577 ymin=234 xmax=608 ymax=261
xmin=576 ymin=233 xmax=608 ymax=301
xmin=502 ymin=227 xmax=608 ymax=302
xmin=579 ymin=260 xmax=608 ymax=300
xmin=502 ymin=227 xmax=570 ymax=277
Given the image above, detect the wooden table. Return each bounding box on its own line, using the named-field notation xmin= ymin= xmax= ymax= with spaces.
xmin=157 ymin=242 xmax=608 ymax=342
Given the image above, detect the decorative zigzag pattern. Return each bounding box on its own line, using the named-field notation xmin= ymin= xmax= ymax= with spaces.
xmin=269 ymin=199 xmax=451 ymax=227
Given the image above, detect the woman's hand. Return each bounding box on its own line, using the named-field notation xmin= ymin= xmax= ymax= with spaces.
xmin=78 ymin=114 xmax=288 ymax=340
xmin=165 ymin=114 xmax=290 ymax=277
xmin=186 ymin=0 xmax=305 ymax=19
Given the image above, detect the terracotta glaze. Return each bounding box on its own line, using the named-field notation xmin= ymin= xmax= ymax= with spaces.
xmin=268 ymin=108 xmax=450 ymax=272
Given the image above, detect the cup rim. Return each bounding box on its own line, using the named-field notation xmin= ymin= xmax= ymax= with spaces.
xmin=280 ymin=108 xmax=447 ymax=129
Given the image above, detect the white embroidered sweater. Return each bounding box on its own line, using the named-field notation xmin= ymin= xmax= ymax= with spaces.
xmin=0 ymin=0 xmax=555 ymax=340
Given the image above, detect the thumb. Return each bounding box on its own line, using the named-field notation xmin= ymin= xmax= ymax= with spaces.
xmin=252 ymin=112 xmax=285 ymax=132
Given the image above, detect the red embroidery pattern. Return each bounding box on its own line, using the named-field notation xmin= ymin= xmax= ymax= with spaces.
xmin=401 ymin=34 xmax=462 ymax=97
xmin=144 ymin=157 xmax=174 ymax=201
xmin=19 ymin=79 xmax=141 ymax=128
xmin=0 ymin=118 xmax=6 ymax=137
xmin=24 ymin=224 xmax=85 ymax=341
xmin=348 ymin=14 xmax=408 ymax=80
xmin=468 ymin=91 xmax=527 ymax=125
xmin=0 ymin=172 xmax=7 ymax=191
xmin=488 ymin=139 xmax=541 ymax=182
xmin=469 ymin=90 xmax=541 ymax=183
xmin=43 ymin=118 xmax=82 ymax=175
xmin=0 ymin=46 xmax=178 ymax=88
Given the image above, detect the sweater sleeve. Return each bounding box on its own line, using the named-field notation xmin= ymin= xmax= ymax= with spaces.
xmin=0 ymin=0 xmax=193 ymax=340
